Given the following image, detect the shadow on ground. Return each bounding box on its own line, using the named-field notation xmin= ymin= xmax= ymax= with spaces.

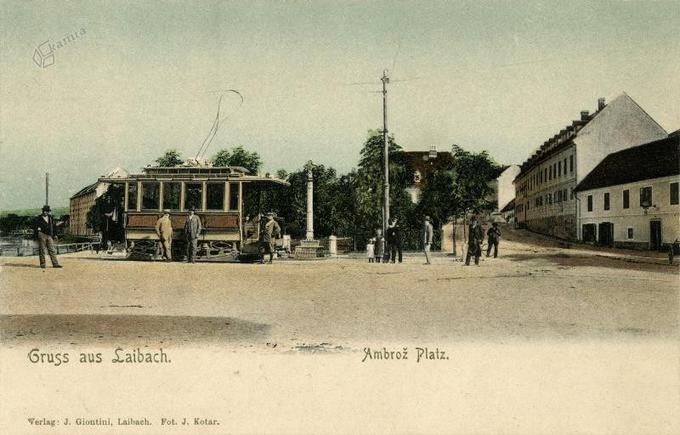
xmin=0 ymin=263 xmax=46 ymax=269
xmin=0 ymin=314 xmax=270 ymax=346
xmin=502 ymin=252 xmax=678 ymax=273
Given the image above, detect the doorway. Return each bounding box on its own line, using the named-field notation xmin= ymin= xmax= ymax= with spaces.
xmin=650 ymin=220 xmax=662 ymax=250
xmin=598 ymin=222 xmax=614 ymax=246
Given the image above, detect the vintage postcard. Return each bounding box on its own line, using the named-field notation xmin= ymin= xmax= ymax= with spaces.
xmin=1 ymin=1 xmax=678 ymax=434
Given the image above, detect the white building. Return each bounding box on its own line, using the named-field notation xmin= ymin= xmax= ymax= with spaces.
xmin=496 ymin=165 xmax=520 ymax=216
xmin=514 ymin=93 xmax=667 ymax=240
xmin=574 ymin=136 xmax=679 ymax=249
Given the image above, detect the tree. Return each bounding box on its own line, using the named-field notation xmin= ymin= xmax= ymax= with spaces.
xmin=354 ymin=129 xmax=415 ymax=248
xmin=155 ymin=149 xmax=183 ymax=167
xmin=417 ymin=145 xmax=501 ymax=253
xmin=211 ymin=145 xmax=262 ymax=174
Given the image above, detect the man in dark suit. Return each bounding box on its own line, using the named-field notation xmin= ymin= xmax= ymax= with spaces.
xmin=486 ymin=222 xmax=501 ymax=258
xmin=465 ymin=215 xmax=484 ymax=266
xmin=385 ymin=218 xmax=403 ymax=263
xmin=34 ymin=205 xmax=62 ymax=269
xmin=183 ymin=208 xmax=202 ymax=263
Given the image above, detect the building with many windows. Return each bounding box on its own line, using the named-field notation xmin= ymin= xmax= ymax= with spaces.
xmin=574 ymin=135 xmax=679 ymax=249
xmin=514 ymin=93 xmax=667 ymax=240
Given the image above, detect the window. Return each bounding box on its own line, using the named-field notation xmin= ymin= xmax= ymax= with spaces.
xmin=127 ymin=183 xmax=138 ymax=211
xmin=229 ymin=182 xmax=240 ymax=211
xmin=604 ymin=192 xmax=610 ymax=210
xmin=623 ymin=189 xmax=629 ymax=209
xmin=544 ymin=168 xmax=547 ymax=182
xmin=563 ymin=189 xmax=568 ymax=201
xmin=587 ymin=195 xmax=593 ymax=212
xmin=558 ymin=161 xmax=562 ymax=177
xmin=569 ymin=155 xmax=574 ymax=173
xmin=548 ymin=193 xmax=552 ymax=205
xmin=549 ymin=166 xmax=552 ymax=180
xmin=206 ymin=183 xmax=225 ymax=210
xmin=141 ymin=182 xmax=160 ymax=210
xmin=162 ymin=182 xmax=181 ymax=211
xmin=564 ymin=158 xmax=567 ymax=175
xmin=184 ymin=183 xmax=203 ymax=211
xmin=671 ymin=182 xmax=679 ymax=205
xmin=640 ymin=187 xmax=652 ymax=208
xmin=627 ymin=228 xmax=634 ymax=240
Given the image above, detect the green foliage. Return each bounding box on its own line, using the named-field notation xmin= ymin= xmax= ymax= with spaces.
xmin=155 ymin=149 xmax=184 ymax=167
xmin=211 ymin=145 xmax=262 ymax=174
xmin=353 ymin=130 xmax=415 ymax=247
xmin=415 ymin=145 xmax=500 ymax=250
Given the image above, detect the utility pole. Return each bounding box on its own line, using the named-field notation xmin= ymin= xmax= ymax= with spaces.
xmin=45 ymin=172 xmax=49 ymax=206
xmin=381 ymin=69 xmax=390 ymax=234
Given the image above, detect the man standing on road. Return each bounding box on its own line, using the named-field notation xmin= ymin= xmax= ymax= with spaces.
xmin=155 ymin=210 xmax=173 ymax=261
xmin=183 ymin=208 xmax=202 ymax=263
xmin=486 ymin=222 xmax=501 ymax=258
xmin=386 ymin=217 xmax=403 ymax=263
xmin=423 ymin=216 xmax=434 ymax=265
xmin=34 ymin=205 xmax=62 ymax=269
xmin=374 ymin=229 xmax=385 ymax=263
xmin=263 ymin=212 xmax=281 ymax=264
xmin=465 ymin=215 xmax=484 ymax=266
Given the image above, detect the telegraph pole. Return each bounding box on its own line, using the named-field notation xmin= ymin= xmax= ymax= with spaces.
xmin=45 ymin=172 xmax=49 ymax=206
xmin=381 ymin=69 xmax=390 ymax=234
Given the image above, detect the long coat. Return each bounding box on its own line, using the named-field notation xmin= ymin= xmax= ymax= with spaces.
xmin=184 ymin=214 xmax=202 ymax=240
xmin=263 ymin=218 xmax=281 ymax=249
xmin=468 ymin=222 xmax=484 ymax=255
xmin=155 ymin=215 xmax=173 ymax=240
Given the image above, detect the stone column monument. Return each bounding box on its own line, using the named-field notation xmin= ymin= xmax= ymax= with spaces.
xmin=295 ymin=166 xmax=322 ymax=259
xmin=306 ymin=169 xmax=314 ymax=240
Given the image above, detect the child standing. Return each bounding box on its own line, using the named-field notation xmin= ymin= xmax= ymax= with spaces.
xmin=366 ymin=238 xmax=375 ymax=263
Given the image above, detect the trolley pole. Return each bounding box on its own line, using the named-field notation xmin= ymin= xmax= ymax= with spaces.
xmin=381 ymin=69 xmax=390 ymax=234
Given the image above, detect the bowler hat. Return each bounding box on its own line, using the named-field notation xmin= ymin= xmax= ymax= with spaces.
xmin=42 ymin=205 xmax=51 ymax=212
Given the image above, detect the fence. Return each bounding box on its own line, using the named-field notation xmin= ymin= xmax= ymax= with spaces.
xmin=0 ymin=242 xmax=96 ymax=257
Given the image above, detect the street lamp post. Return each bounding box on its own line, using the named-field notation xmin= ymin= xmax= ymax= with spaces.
xmin=381 ymin=69 xmax=390 ymax=234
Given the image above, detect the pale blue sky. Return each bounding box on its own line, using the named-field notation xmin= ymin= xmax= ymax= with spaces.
xmin=1 ymin=0 xmax=679 ymax=209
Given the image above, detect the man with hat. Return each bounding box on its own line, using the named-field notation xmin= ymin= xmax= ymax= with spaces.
xmin=262 ymin=212 xmax=281 ymax=264
xmin=155 ymin=210 xmax=173 ymax=261
xmin=465 ymin=215 xmax=484 ymax=266
xmin=183 ymin=207 xmax=202 ymax=263
xmin=423 ymin=215 xmax=434 ymax=265
xmin=34 ymin=205 xmax=62 ymax=269
xmin=486 ymin=222 xmax=501 ymax=258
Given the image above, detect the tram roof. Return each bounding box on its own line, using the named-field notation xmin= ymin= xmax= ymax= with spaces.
xmin=98 ymin=166 xmax=290 ymax=186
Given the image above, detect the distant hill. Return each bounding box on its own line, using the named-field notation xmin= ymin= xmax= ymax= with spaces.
xmin=0 ymin=206 xmax=69 ymax=217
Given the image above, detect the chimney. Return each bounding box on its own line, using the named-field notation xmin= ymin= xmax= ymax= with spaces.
xmin=598 ymin=98 xmax=606 ymax=111
xmin=580 ymin=110 xmax=589 ymax=121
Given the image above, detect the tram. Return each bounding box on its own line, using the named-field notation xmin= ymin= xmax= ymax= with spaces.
xmin=98 ymin=165 xmax=289 ymax=261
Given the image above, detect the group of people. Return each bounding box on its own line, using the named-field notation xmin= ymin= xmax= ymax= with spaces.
xmin=366 ymin=215 xmax=502 ymax=266
xmin=153 ymin=208 xmax=203 ymax=263
xmin=154 ymin=209 xmax=282 ymax=264
xmin=464 ymin=216 xmax=501 ymax=266
xmin=366 ymin=218 xmax=404 ymax=263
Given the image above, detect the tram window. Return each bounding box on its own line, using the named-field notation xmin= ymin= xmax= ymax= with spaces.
xmin=141 ymin=182 xmax=160 ymax=210
xmin=206 ymin=183 xmax=225 ymax=210
xmin=184 ymin=183 xmax=202 ymax=211
xmin=163 ymin=182 xmax=181 ymax=210
xmin=127 ymin=183 xmax=138 ymax=211
xmin=229 ymin=183 xmax=239 ymax=211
